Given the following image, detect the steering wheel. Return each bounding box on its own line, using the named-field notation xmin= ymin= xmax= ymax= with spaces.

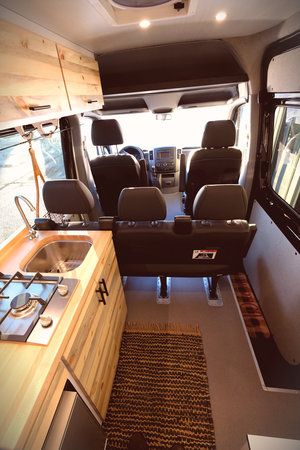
xmin=120 ymin=145 xmax=144 ymax=161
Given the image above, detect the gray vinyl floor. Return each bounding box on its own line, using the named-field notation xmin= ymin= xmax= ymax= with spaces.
xmin=124 ymin=276 xmax=300 ymax=450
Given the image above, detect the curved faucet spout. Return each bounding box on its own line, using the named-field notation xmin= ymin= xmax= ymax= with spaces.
xmin=14 ymin=195 xmax=37 ymax=239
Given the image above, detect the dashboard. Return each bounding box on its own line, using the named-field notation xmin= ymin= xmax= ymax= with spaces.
xmin=148 ymin=146 xmax=179 ymax=173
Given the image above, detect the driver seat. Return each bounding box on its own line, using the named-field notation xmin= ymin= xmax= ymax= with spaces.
xmin=90 ymin=119 xmax=148 ymax=216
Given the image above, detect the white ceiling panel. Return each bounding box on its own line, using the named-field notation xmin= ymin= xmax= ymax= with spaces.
xmin=0 ymin=0 xmax=299 ymax=54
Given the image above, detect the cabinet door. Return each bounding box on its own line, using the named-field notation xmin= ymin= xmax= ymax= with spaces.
xmin=57 ymin=44 xmax=104 ymax=112
xmin=0 ymin=20 xmax=70 ymax=126
xmin=62 ymin=240 xmax=126 ymax=418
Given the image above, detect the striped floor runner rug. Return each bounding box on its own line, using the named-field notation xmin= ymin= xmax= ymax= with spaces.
xmin=104 ymin=323 xmax=216 ymax=450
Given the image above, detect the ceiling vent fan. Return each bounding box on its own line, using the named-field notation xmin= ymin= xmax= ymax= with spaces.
xmin=93 ymin=0 xmax=195 ymax=25
xmin=109 ymin=0 xmax=173 ymax=8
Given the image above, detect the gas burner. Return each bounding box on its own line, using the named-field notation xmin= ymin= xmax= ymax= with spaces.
xmin=0 ymin=272 xmax=77 ymax=344
xmin=10 ymin=293 xmax=38 ymax=317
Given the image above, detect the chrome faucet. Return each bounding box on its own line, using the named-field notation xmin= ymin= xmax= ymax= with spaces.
xmin=14 ymin=195 xmax=37 ymax=239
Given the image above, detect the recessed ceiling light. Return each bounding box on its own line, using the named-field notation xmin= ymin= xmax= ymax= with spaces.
xmin=215 ymin=11 xmax=227 ymax=22
xmin=139 ymin=19 xmax=151 ymax=29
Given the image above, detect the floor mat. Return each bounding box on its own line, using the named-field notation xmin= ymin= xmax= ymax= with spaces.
xmin=104 ymin=323 xmax=216 ymax=450
xmin=231 ymin=273 xmax=300 ymax=390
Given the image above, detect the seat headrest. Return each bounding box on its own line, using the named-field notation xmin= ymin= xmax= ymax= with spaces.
xmin=91 ymin=119 xmax=123 ymax=146
xmin=43 ymin=180 xmax=95 ymax=214
xmin=118 ymin=187 xmax=166 ymax=221
xmin=193 ymin=184 xmax=248 ymax=220
xmin=202 ymin=120 xmax=236 ymax=148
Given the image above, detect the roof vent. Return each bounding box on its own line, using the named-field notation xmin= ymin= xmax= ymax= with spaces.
xmin=110 ymin=0 xmax=172 ymax=8
xmin=97 ymin=0 xmax=195 ymax=25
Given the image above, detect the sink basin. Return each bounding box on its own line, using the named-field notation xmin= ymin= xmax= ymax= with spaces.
xmin=23 ymin=240 xmax=92 ymax=273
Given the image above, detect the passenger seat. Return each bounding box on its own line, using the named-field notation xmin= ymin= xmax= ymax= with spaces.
xmin=181 ymin=120 xmax=242 ymax=214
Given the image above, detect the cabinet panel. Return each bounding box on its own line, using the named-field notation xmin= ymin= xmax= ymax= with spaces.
xmin=57 ymin=44 xmax=103 ymax=112
xmin=62 ymin=240 xmax=126 ymax=418
xmin=0 ymin=20 xmax=70 ymax=123
xmin=24 ymin=362 xmax=67 ymax=450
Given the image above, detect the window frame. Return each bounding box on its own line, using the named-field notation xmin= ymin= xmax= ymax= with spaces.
xmin=0 ymin=121 xmax=68 ymax=245
xmin=257 ymin=99 xmax=300 ymax=252
xmin=254 ymin=31 xmax=300 ymax=252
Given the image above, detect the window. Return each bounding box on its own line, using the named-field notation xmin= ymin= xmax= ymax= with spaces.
xmin=270 ymin=106 xmax=300 ymax=214
xmin=0 ymin=128 xmax=66 ymax=244
xmin=105 ymin=104 xmax=231 ymax=150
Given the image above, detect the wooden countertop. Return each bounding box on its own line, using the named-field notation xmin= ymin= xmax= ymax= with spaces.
xmin=0 ymin=229 xmax=112 ymax=449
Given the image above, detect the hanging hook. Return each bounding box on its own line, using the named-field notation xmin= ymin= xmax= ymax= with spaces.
xmin=15 ymin=126 xmax=34 ymax=143
xmin=33 ymin=119 xmax=59 ymax=138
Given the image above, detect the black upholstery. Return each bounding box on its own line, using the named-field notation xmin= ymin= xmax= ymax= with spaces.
xmin=118 ymin=187 xmax=166 ymax=221
xmin=91 ymin=119 xmax=123 ymax=146
xmin=202 ymin=120 xmax=236 ymax=148
xmin=183 ymin=120 xmax=242 ymax=214
xmin=43 ymin=179 xmax=94 ymax=214
xmin=90 ymin=154 xmax=143 ymax=216
xmin=193 ymin=184 xmax=248 ymax=219
xmin=108 ymin=185 xmax=256 ymax=277
xmin=90 ymin=118 xmax=148 ymax=216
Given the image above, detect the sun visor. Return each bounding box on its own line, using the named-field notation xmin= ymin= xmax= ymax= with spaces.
xmin=178 ymin=85 xmax=239 ymax=107
xmin=98 ymin=40 xmax=248 ymax=95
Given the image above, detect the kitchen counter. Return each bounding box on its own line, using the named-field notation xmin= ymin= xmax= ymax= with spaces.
xmin=0 ymin=229 xmax=121 ymax=449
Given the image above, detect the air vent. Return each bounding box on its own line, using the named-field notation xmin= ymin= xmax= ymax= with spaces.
xmin=149 ymin=150 xmax=154 ymax=160
xmin=110 ymin=0 xmax=172 ymax=7
xmin=97 ymin=0 xmax=195 ymax=26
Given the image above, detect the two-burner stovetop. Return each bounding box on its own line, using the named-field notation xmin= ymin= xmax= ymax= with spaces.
xmin=0 ymin=271 xmax=78 ymax=345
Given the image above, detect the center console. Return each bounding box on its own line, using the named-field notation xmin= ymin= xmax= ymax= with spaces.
xmin=149 ymin=146 xmax=180 ymax=191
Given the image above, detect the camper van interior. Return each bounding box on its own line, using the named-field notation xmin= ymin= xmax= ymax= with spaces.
xmin=0 ymin=1 xmax=299 ymax=449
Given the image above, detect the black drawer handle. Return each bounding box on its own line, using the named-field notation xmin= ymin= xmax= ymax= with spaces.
xmin=95 ymin=278 xmax=109 ymax=305
xmin=29 ymin=105 xmax=51 ymax=111
xmin=87 ymin=99 xmax=98 ymax=104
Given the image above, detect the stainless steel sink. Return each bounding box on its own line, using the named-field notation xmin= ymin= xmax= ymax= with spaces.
xmin=23 ymin=240 xmax=92 ymax=273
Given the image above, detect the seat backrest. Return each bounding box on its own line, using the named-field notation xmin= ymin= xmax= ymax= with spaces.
xmin=118 ymin=186 xmax=166 ymax=221
xmin=110 ymin=185 xmax=256 ymax=277
xmin=43 ymin=179 xmax=95 ymax=215
xmin=90 ymin=119 xmax=147 ymax=215
xmin=90 ymin=154 xmax=142 ymax=215
xmin=40 ymin=179 xmax=101 ymax=230
xmin=184 ymin=120 xmax=242 ymax=214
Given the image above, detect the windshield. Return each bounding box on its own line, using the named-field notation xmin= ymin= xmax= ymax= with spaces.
xmin=105 ymin=105 xmax=230 ymax=149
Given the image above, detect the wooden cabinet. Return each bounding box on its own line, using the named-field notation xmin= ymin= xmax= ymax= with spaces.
xmin=57 ymin=44 xmax=104 ymax=112
xmin=0 ymin=19 xmax=103 ymax=128
xmin=0 ymin=20 xmax=69 ymax=125
xmin=24 ymin=362 xmax=68 ymax=450
xmin=62 ymin=239 xmax=127 ymax=419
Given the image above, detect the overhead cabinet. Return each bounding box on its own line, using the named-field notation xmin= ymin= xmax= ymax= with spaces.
xmin=0 ymin=20 xmax=69 ymax=125
xmin=57 ymin=44 xmax=103 ymax=112
xmin=0 ymin=19 xmax=103 ymax=128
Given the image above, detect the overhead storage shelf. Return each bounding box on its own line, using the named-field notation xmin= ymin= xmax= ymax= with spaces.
xmin=98 ymin=40 xmax=248 ymax=95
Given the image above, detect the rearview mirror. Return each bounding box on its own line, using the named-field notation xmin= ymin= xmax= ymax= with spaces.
xmin=156 ymin=113 xmax=172 ymax=121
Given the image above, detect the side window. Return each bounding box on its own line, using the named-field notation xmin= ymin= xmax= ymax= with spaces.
xmin=234 ymin=103 xmax=250 ymax=167
xmin=0 ymin=128 xmax=66 ymax=244
xmin=270 ymin=106 xmax=300 ymax=213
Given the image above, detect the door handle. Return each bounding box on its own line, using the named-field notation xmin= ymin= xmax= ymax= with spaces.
xmin=29 ymin=105 xmax=51 ymax=111
xmin=95 ymin=278 xmax=109 ymax=305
